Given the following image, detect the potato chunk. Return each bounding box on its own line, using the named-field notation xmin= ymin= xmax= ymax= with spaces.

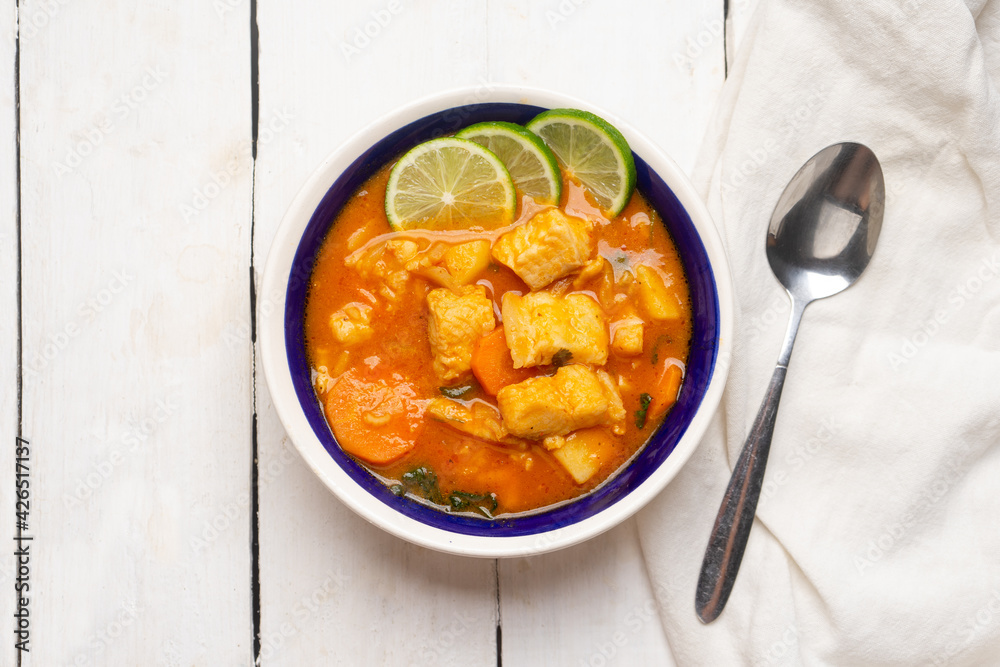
xmin=444 ymin=240 xmax=492 ymax=285
xmin=329 ymin=302 xmax=374 ymax=345
xmin=501 ymin=291 xmax=608 ymax=368
xmin=611 ymin=315 xmax=644 ymax=357
xmin=497 ymin=365 xmax=625 ymax=440
xmin=550 ymin=427 xmax=617 ymax=484
xmin=636 ymin=265 xmax=682 ymax=321
xmin=426 ymin=286 xmax=496 ymax=383
xmin=492 ymin=209 xmax=593 ymax=290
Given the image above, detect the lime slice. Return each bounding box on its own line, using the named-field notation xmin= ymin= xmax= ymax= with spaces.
xmin=526 ymin=109 xmax=637 ymax=216
xmin=385 ymin=137 xmax=517 ymax=231
xmin=456 ymin=121 xmax=562 ymax=206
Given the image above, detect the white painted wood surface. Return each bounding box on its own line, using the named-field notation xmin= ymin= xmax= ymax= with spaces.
xmin=5 ymin=0 xmax=736 ymax=663
xmin=2 ymin=2 xmax=19 ymax=666
xmin=17 ymin=0 xmax=253 ymax=664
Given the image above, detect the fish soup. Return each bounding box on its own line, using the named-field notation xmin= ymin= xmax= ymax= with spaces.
xmin=303 ymin=139 xmax=692 ymax=518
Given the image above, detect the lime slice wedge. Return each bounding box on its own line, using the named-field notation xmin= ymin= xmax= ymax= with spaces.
xmin=385 ymin=137 xmax=517 ymax=231
xmin=526 ymin=109 xmax=637 ymax=216
xmin=456 ymin=121 xmax=562 ymax=206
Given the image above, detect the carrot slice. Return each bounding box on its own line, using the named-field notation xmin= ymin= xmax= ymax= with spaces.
xmin=471 ymin=327 xmax=533 ymax=396
xmin=323 ymin=371 xmax=424 ymax=465
xmin=649 ymin=362 xmax=683 ymax=418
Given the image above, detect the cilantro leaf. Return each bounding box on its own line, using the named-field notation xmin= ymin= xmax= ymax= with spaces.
xmin=635 ymin=393 xmax=653 ymax=429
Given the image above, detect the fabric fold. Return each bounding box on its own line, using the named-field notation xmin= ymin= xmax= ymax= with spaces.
xmin=637 ymin=1 xmax=1000 ymax=664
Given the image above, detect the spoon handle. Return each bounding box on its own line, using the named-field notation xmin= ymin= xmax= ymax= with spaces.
xmin=695 ymin=297 xmax=805 ymax=623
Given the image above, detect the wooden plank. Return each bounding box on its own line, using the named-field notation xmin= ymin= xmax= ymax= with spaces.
xmin=2 ymin=1 xmax=20 ymax=664
xmin=486 ymin=0 xmax=725 ymax=175
xmin=500 ymin=521 xmax=676 ymax=666
xmin=18 ymin=1 xmax=253 ymax=663
xmin=488 ymin=1 xmax=724 ymax=663
xmin=253 ymin=2 xmax=499 ymax=664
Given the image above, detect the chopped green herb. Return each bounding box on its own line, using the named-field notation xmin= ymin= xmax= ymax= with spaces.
xmin=396 ymin=466 xmax=499 ymax=518
xmin=439 ymin=384 xmax=474 ymax=399
xmin=551 ymin=348 xmax=573 ymax=368
xmin=401 ymin=467 xmax=444 ymax=504
xmin=635 ymin=393 xmax=653 ymax=429
xmin=448 ymin=491 xmax=499 ymax=518
xmin=650 ymin=334 xmax=672 ymax=365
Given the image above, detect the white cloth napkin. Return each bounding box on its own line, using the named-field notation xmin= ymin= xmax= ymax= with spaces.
xmin=637 ymin=1 xmax=1000 ymax=664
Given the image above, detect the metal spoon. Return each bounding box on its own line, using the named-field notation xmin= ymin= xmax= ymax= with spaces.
xmin=695 ymin=142 xmax=885 ymax=623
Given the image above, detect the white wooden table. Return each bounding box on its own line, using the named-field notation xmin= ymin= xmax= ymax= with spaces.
xmin=3 ymin=1 xmax=756 ymax=663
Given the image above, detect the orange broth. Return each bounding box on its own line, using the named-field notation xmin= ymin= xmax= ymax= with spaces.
xmin=304 ymin=163 xmax=692 ymax=517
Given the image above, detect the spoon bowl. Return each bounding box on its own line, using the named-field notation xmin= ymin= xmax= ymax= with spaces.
xmin=768 ymin=143 xmax=884 ymax=302
xmin=695 ymin=142 xmax=884 ymax=622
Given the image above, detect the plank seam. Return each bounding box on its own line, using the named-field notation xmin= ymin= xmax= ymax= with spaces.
xmin=723 ymin=0 xmax=730 ymax=78
xmin=495 ymin=560 xmax=502 ymax=667
xmin=14 ymin=1 xmax=24 ymax=665
xmin=250 ymin=0 xmax=262 ymax=662
xmin=251 ymin=0 xmax=259 ymax=158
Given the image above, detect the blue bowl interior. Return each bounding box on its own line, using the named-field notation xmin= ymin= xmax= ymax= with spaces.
xmin=284 ymin=103 xmax=720 ymax=537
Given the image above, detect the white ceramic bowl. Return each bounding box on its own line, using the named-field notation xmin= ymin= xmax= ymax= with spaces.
xmin=260 ymin=85 xmax=733 ymax=558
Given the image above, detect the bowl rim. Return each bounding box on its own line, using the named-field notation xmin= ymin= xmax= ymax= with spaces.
xmin=259 ymin=84 xmax=734 ymax=558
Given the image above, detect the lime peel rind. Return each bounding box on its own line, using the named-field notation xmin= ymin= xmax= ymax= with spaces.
xmin=456 ymin=121 xmax=562 ymax=206
xmin=526 ymin=108 xmax=637 ymax=217
xmin=385 ymin=137 xmax=517 ymax=231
